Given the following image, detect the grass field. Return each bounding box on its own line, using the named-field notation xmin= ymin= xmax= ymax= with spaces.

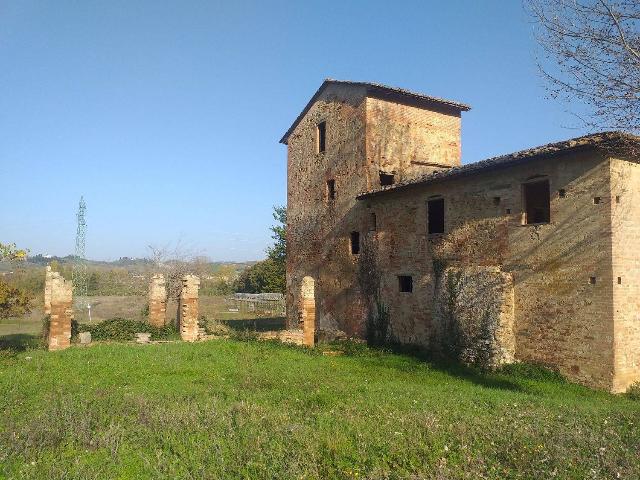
xmin=0 ymin=339 xmax=638 ymax=479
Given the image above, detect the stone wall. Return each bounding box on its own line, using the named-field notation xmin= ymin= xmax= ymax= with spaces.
xmin=433 ymin=266 xmax=515 ymax=368
xmin=148 ymin=274 xmax=167 ymax=327
xmin=179 ymin=275 xmax=200 ymax=342
xmin=46 ymin=268 xmax=73 ymax=351
xmin=365 ymin=150 xmax=618 ymax=390
xmin=286 ymin=84 xmax=464 ymax=339
xmin=610 ymin=157 xmax=640 ymax=392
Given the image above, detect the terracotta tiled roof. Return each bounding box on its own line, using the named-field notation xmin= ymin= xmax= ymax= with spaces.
xmin=357 ymin=131 xmax=639 ymax=199
xmin=279 ymin=79 xmax=471 ymax=145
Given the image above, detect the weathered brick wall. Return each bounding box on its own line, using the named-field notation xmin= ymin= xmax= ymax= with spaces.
xmin=365 ymin=96 xmax=462 ymax=183
xmin=46 ymin=268 xmax=73 ymax=351
xmin=433 ymin=266 xmax=515 ymax=368
xmin=179 ymin=275 xmax=200 ymax=342
xmin=610 ymin=157 xmax=640 ymax=392
xmin=286 ymin=86 xmax=464 ymax=339
xmin=286 ymin=83 xmax=369 ymax=337
xmin=366 ymin=150 xmax=618 ymax=390
xmin=148 ymin=274 xmax=167 ymax=327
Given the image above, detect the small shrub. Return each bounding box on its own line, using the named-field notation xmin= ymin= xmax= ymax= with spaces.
xmin=627 ymin=382 xmax=640 ymax=401
xmin=78 ymin=318 xmax=178 ymax=342
xmin=229 ymin=329 xmax=259 ymax=342
xmin=199 ymin=315 xmax=231 ymax=336
xmin=140 ymin=304 xmax=149 ymax=318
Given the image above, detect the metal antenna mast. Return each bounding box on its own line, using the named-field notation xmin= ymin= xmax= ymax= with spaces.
xmin=72 ymin=196 xmax=88 ymax=305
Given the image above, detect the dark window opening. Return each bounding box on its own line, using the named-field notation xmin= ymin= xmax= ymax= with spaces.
xmin=370 ymin=212 xmax=377 ymax=231
xmin=327 ymin=179 xmax=335 ymax=201
xmin=379 ymin=172 xmax=395 ymax=186
xmin=589 ymin=276 xmax=597 ymax=285
xmin=558 ymin=189 xmax=566 ymax=198
xmin=398 ymin=275 xmax=413 ymax=293
xmin=506 ymin=208 xmax=512 ymax=214
xmin=523 ymin=180 xmax=550 ymax=224
xmin=618 ymin=277 xmax=622 ymax=285
xmin=317 ymin=121 xmax=326 ymax=153
xmin=594 ymin=196 xmax=601 ymax=205
xmin=427 ymin=198 xmax=445 ymax=234
xmin=350 ymin=231 xmax=360 ymax=255
xmin=493 ymin=196 xmax=501 ymax=206
xmin=616 ymin=195 xmax=621 ymax=203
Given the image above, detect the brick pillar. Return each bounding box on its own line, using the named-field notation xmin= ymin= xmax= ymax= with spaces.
xmin=48 ymin=271 xmax=73 ymax=351
xmin=300 ymin=276 xmax=315 ymax=347
xmin=44 ymin=266 xmax=53 ymax=315
xmin=148 ymin=274 xmax=167 ymax=327
xmin=179 ymin=275 xmax=200 ymax=342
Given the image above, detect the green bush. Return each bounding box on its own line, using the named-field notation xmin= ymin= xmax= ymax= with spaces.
xmin=78 ymin=317 xmax=178 ymax=342
xmin=627 ymin=382 xmax=640 ymax=401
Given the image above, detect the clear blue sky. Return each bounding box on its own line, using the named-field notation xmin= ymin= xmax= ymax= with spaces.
xmin=0 ymin=1 xmax=589 ymax=261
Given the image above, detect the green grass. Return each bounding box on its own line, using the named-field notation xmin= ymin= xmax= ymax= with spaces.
xmin=0 ymin=339 xmax=638 ymax=479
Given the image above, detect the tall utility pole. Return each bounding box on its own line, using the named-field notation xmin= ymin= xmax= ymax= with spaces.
xmin=72 ymin=196 xmax=88 ymax=308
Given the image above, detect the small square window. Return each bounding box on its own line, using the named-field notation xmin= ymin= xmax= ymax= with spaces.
xmin=589 ymin=276 xmax=597 ymax=285
xmin=398 ymin=275 xmax=413 ymax=293
xmin=379 ymin=172 xmax=395 ymax=186
xmin=593 ymin=197 xmax=601 ymax=205
xmin=317 ymin=121 xmax=326 ymax=153
xmin=558 ymin=189 xmax=566 ymax=198
xmin=350 ymin=231 xmax=360 ymax=255
xmin=506 ymin=208 xmax=512 ymax=214
xmin=327 ymin=179 xmax=336 ymax=201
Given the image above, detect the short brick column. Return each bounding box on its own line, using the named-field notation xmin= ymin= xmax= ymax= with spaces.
xmin=179 ymin=275 xmax=200 ymax=342
xmin=47 ymin=270 xmax=73 ymax=351
xmin=148 ymin=274 xmax=167 ymax=327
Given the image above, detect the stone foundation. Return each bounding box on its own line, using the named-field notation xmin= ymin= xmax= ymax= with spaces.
xmin=46 ymin=267 xmax=74 ymax=351
xmin=433 ymin=266 xmax=515 ymax=368
xmin=179 ymin=275 xmax=200 ymax=342
xmin=148 ymin=274 xmax=167 ymax=327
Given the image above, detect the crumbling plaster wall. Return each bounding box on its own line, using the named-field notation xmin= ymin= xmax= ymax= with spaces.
xmin=433 ymin=266 xmax=515 ymax=368
xmin=286 ymin=89 xmax=465 ymax=338
xmin=365 ymin=150 xmax=618 ymax=390
xmin=610 ymin=156 xmax=640 ymax=392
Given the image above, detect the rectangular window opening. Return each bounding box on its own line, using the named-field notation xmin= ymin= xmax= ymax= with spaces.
xmin=317 ymin=121 xmax=326 ymax=153
xmin=398 ymin=275 xmax=413 ymax=293
xmin=558 ymin=189 xmax=566 ymax=198
xmin=379 ymin=172 xmax=395 ymax=186
xmin=589 ymin=276 xmax=597 ymax=285
xmin=350 ymin=231 xmax=360 ymax=255
xmin=326 ymin=179 xmax=336 ymax=201
xmin=593 ymin=196 xmax=601 ymax=205
xmin=616 ymin=195 xmax=621 ymax=204
xmin=427 ymin=198 xmax=445 ymax=234
xmin=523 ymin=180 xmax=550 ymax=224
xmin=370 ymin=212 xmax=377 ymax=231
xmin=617 ymin=277 xmax=622 ymax=285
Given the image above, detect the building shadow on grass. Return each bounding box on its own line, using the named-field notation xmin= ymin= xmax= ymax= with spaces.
xmin=371 ymin=342 xmax=526 ymax=393
xmin=0 ymin=334 xmax=41 ymax=352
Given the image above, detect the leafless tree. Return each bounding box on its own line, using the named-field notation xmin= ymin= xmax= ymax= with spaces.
xmin=526 ymin=0 xmax=639 ymax=137
xmin=147 ymin=241 xmax=209 ymax=306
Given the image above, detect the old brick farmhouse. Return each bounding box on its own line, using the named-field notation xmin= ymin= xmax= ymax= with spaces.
xmin=282 ymin=79 xmax=639 ymax=392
